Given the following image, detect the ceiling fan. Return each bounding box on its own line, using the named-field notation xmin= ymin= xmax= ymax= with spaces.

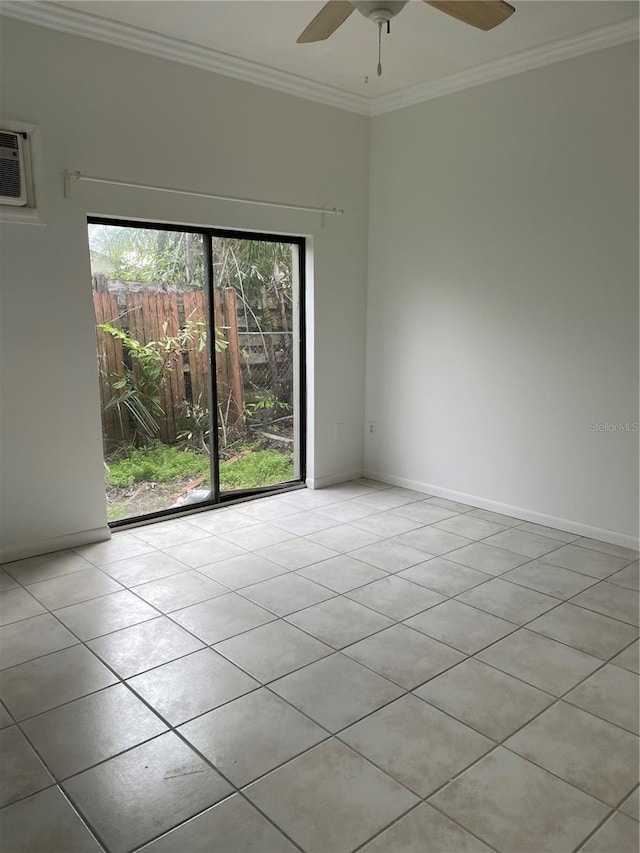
xmin=297 ymin=0 xmax=516 ymax=76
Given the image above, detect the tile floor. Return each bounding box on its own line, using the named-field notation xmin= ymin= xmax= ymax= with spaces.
xmin=0 ymin=479 xmax=638 ymax=852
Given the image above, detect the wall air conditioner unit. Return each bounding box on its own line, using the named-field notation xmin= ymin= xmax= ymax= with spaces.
xmin=0 ymin=130 xmax=28 ymax=206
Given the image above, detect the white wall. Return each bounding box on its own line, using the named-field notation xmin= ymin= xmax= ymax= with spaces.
xmin=366 ymin=43 xmax=639 ymax=542
xmin=0 ymin=19 xmax=370 ymax=560
xmin=1 ymin=18 xmax=637 ymax=558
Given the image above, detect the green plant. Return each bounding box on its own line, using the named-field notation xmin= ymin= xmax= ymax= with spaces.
xmin=106 ymin=501 xmax=129 ymax=522
xmin=105 ymin=443 xmax=210 ymax=488
xmin=99 ymin=318 xmax=226 ymax=444
xmin=243 ymin=393 xmax=291 ymax=433
xmin=177 ymin=396 xmax=211 ymax=452
xmin=89 ymin=225 xmax=205 ymax=287
xmin=219 ymin=450 xmax=293 ymax=490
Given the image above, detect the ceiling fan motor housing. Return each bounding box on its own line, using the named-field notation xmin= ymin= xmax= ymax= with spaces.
xmin=353 ymin=0 xmax=408 ymax=24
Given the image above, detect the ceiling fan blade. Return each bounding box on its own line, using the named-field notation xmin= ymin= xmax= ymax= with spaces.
xmin=297 ymin=1 xmax=355 ymax=43
xmin=425 ymin=1 xmax=515 ymax=31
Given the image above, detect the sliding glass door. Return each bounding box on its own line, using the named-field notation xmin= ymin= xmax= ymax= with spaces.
xmin=212 ymin=236 xmax=302 ymax=496
xmin=88 ymin=219 xmax=304 ymax=524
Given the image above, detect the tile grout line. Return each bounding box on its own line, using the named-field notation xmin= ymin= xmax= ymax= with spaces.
xmin=2 ymin=557 xmax=513 ymax=846
xmin=2 ymin=507 xmax=636 ymax=727
xmin=350 ymin=798 xmax=505 ymax=853
xmin=217 ymin=567 xmax=637 ymax=847
xmin=7 ymin=631 xmax=309 ymax=852
xmin=415 ymin=608 xmax=639 ymax=803
xmin=0 ymin=485 xmax=637 ymax=852
xmin=569 ymin=780 xmax=640 ymax=852
xmin=2 ymin=660 xmax=637 ymax=851
xmin=4 ymin=526 xmax=434 ymax=849
xmin=302 ymin=532 xmax=638 ymax=845
xmin=2 ymin=510 xmax=636 ymax=710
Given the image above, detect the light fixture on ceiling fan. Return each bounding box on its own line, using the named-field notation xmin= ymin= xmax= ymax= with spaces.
xmin=297 ymin=0 xmax=516 ymax=77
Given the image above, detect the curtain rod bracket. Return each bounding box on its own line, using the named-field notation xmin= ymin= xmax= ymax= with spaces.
xmin=61 ymin=170 xmax=344 ymax=216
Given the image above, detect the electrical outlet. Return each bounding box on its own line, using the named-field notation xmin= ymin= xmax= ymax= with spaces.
xmin=368 ymin=421 xmax=375 ymax=435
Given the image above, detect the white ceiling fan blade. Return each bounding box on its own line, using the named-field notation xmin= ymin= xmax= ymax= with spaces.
xmin=425 ymin=1 xmax=515 ymax=31
xmin=297 ymin=1 xmax=356 ymax=43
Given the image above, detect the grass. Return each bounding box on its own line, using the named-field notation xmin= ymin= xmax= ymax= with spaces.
xmin=105 ymin=443 xmax=210 ymax=488
xmin=220 ymin=450 xmax=294 ymax=490
xmin=106 ymin=501 xmax=129 ymax=522
xmin=105 ymin=443 xmax=294 ymax=493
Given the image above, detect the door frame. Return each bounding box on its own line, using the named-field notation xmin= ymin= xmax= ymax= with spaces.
xmin=88 ymin=215 xmax=307 ymax=528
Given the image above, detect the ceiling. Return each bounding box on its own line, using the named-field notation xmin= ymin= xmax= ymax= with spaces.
xmin=12 ymin=0 xmax=640 ymax=108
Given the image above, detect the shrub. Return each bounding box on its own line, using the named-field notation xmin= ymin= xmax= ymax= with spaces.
xmin=220 ymin=450 xmax=294 ymax=490
xmin=105 ymin=444 xmax=293 ymax=493
xmin=105 ymin=444 xmax=210 ymax=488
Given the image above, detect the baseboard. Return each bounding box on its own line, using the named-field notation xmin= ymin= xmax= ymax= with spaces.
xmin=306 ymin=470 xmax=364 ymax=490
xmin=363 ymin=469 xmax=639 ymax=550
xmin=0 ymin=526 xmax=111 ymax=564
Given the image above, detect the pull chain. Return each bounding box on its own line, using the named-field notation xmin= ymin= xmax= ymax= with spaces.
xmin=377 ymin=20 xmax=382 ymax=77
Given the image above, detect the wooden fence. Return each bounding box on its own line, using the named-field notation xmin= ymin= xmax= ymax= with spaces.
xmin=94 ymin=286 xmax=245 ymax=449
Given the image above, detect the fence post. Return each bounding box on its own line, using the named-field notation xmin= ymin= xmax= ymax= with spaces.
xmin=94 ymin=284 xmax=247 ymax=449
xmin=184 ymin=290 xmax=209 ymax=410
xmin=94 ymin=273 xmax=109 ymax=293
xmin=224 ymin=288 xmax=244 ymax=422
xmin=94 ymin=291 xmax=128 ymax=448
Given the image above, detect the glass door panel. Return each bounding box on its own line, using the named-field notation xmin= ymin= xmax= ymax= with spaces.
xmin=212 ymin=237 xmax=301 ymax=495
xmin=89 ymin=222 xmax=214 ymax=522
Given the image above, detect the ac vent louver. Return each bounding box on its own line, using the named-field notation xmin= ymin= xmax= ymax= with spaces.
xmin=0 ymin=130 xmax=27 ymax=206
xmin=0 ymin=132 xmax=19 ymax=149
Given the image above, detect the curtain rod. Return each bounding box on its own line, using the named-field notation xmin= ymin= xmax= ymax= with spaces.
xmin=62 ymin=171 xmax=344 ymax=217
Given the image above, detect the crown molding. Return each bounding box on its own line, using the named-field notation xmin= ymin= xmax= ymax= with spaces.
xmin=1 ymin=2 xmax=637 ymax=118
xmin=371 ymin=17 xmax=639 ymax=115
xmin=0 ymin=0 xmax=371 ymax=116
